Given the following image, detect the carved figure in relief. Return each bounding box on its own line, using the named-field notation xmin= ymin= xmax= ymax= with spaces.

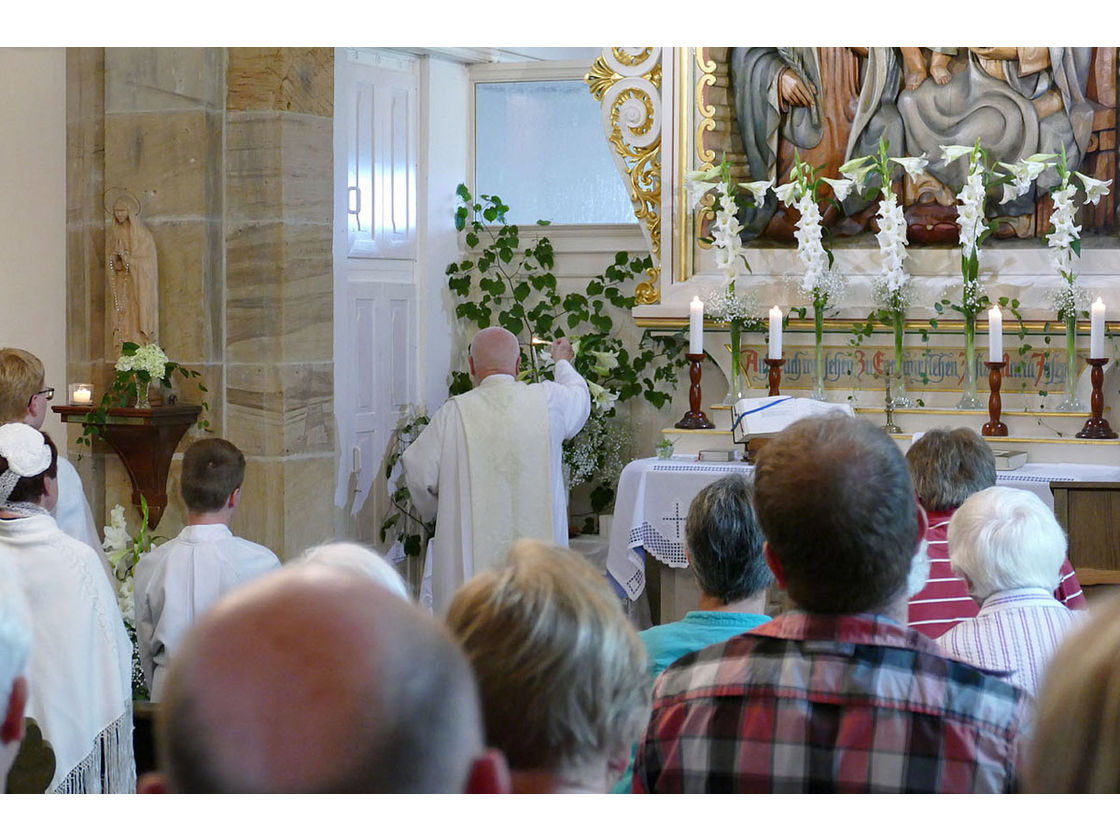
xmin=725 ymin=47 xmax=1107 ymax=244
xmin=106 ymin=192 xmax=159 ymax=351
xmin=898 ymin=47 xmax=1095 ymax=224
xmin=729 ymin=47 xmax=898 ymax=238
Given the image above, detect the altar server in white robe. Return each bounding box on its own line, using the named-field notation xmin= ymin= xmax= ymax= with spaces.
xmin=134 ymin=437 xmax=280 ymax=700
xmin=0 ymin=348 xmax=111 ymax=582
xmin=403 ymin=327 xmax=590 ymax=614
xmin=0 ymin=423 xmax=135 ymax=793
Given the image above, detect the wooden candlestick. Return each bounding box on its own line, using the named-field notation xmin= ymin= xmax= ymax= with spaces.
xmin=1076 ymin=358 xmax=1118 ymax=439
xmin=675 ymin=353 xmax=715 ymax=429
xmin=765 ymin=358 xmax=785 ymax=396
xmin=982 ymin=361 xmax=1008 ymax=436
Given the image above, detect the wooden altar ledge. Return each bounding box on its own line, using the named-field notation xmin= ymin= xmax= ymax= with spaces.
xmin=53 ymin=404 xmax=202 ymax=528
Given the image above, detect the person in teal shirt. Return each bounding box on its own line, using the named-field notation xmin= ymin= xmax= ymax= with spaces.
xmin=612 ymin=472 xmax=774 ymax=793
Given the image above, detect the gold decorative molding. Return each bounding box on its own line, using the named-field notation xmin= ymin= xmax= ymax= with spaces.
xmin=587 ymin=48 xmax=663 ymax=304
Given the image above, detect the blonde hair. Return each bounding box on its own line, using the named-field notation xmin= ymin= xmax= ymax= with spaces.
xmin=0 ymin=349 xmax=44 ymax=423
xmin=446 ymin=540 xmax=649 ymax=780
xmin=1027 ymin=596 xmax=1120 ymax=792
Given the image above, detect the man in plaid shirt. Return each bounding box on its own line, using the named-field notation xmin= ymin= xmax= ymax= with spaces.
xmin=634 ymin=415 xmax=1031 ymax=793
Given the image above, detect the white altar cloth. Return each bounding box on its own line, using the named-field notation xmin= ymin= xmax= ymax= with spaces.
xmin=606 ymin=456 xmax=1120 ymax=601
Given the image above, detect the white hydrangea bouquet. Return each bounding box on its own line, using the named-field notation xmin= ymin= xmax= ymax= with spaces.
xmin=839 ymin=138 xmax=928 ymax=406
xmin=684 ymin=156 xmax=771 ymax=403
xmin=774 ymin=151 xmax=846 ymax=400
xmin=78 ymin=341 xmax=209 ymax=448
xmin=102 ymin=500 xmax=160 ymax=700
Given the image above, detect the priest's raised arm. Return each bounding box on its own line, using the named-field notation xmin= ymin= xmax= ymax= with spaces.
xmin=402 ymin=328 xmax=590 ymax=614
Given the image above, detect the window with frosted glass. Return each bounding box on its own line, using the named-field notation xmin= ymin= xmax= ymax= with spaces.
xmin=475 ymin=80 xmax=636 ymax=225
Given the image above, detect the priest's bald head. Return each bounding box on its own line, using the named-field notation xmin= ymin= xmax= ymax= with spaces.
xmin=469 ymin=326 xmax=521 ymax=383
xmin=146 ymin=564 xmax=509 ymax=793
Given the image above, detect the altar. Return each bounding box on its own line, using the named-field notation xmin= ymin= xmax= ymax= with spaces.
xmin=606 ymin=454 xmax=1120 ymax=626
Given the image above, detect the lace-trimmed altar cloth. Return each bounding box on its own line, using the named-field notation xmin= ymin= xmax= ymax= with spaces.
xmin=606 ymin=456 xmax=1120 ymax=601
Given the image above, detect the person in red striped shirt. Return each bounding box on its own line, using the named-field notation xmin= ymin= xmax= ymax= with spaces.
xmin=905 ymin=427 xmax=1085 ymax=638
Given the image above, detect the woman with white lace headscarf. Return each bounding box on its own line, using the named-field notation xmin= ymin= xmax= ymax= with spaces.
xmin=0 ymin=423 xmax=135 ymax=793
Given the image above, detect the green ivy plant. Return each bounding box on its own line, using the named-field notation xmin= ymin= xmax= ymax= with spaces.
xmin=379 ymin=409 xmax=434 ymax=563
xmin=447 ymin=184 xmax=687 ymax=511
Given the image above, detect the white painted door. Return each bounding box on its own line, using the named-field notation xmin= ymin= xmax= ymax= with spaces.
xmin=334 ymin=49 xmax=420 ymax=544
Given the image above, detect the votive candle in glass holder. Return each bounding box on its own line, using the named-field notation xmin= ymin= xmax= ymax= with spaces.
xmin=69 ymin=383 xmax=93 ymax=405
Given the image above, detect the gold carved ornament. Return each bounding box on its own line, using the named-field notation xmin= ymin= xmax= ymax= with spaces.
xmin=586 ymin=48 xmax=663 ymax=304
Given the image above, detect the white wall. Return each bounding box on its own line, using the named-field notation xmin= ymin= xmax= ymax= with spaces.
xmin=0 ymin=48 xmax=67 ymax=443
xmin=418 ymin=56 xmax=470 ymax=412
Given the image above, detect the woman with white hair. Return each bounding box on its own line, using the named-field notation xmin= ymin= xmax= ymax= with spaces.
xmin=938 ymin=486 xmax=1083 ymax=695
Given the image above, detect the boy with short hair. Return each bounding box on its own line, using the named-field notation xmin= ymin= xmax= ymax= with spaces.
xmin=134 ymin=438 xmax=280 ymax=700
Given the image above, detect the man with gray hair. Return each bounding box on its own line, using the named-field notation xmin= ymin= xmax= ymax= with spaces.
xmin=0 ymin=562 xmax=31 ymax=791
xmin=905 ymin=427 xmax=1084 ymax=637
xmin=938 ymin=486 xmax=1083 ymax=696
xmin=403 ymin=326 xmax=589 ymax=613
xmin=636 ymin=415 xmax=1031 ymax=793
xmin=143 ymin=563 xmax=509 ymax=793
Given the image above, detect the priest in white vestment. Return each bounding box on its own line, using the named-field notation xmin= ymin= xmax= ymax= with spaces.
xmin=0 ymin=348 xmax=112 ymax=581
xmin=402 ymin=327 xmax=590 ymax=614
xmin=0 ymin=424 xmax=135 ymax=793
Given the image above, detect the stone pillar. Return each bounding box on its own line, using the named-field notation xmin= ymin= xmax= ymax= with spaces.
xmin=224 ymin=48 xmax=335 ymax=557
xmin=66 ymin=47 xmax=335 ymax=559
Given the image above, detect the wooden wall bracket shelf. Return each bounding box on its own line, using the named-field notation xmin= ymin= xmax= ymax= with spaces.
xmin=53 ymin=404 xmax=201 ymax=528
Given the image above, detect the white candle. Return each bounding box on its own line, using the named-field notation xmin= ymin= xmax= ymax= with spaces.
xmin=689 ymin=296 xmax=704 ymax=354
xmin=1091 ymin=297 xmax=1106 ymax=358
xmin=768 ymin=306 xmax=783 ymax=360
xmin=71 ymin=384 xmax=92 ymax=405
xmin=988 ymin=305 xmax=1003 ymax=364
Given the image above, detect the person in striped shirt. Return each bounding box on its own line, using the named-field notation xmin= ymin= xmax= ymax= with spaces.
xmin=905 ymin=428 xmax=1084 ymax=638
xmin=938 ymin=486 xmax=1085 ymax=696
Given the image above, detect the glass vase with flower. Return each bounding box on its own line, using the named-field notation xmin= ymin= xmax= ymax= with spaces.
xmin=839 ymin=138 xmax=930 ymax=407
xmin=1039 ymin=144 xmax=1112 ymax=411
xmin=684 ymin=158 xmax=772 ymax=404
xmin=776 ymin=152 xmax=846 ymax=401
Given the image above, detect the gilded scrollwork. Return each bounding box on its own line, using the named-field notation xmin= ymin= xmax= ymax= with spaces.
xmin=587 ymin=48 xmax=663 ymax=304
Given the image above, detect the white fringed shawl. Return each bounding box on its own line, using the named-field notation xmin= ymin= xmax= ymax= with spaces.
xmin=0 ymin=514 xmax=136 ymax=793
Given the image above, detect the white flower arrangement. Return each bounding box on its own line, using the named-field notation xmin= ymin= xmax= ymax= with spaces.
xmin=114 ymin=342 xmax=170 ymax=382
xmin=685 ymin=158 xmax=771 ymax=284
xmin=777 ymin=154 xmax=845 ymax=310
xmin=102 ymin=501 xmax=157 ymax=699
xmin=839 ymin=140 xmax=928 ymax=313
xmin=1029 ymin=145 xmax=1112 ymax=320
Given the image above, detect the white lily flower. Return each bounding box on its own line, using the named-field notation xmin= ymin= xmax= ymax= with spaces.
xmin=737 ymin=179 xmax=774 ymax=205
xmin=890 ymin=154 xmax=929 ymax=179
xmin=1074 ymin=171 xmax=1113 ymax=205
xmin=940 ymin=145 xmax=975 ymax=164
xmin=773 ymin=181 xmax=799 ymax=206
xmin=838 ymin=156 xmax=873 ymax=178
xmin=822 ymin=177 xmax=855 ymax=202
xmin=999 ymin=183 xmax=1019 ymax=205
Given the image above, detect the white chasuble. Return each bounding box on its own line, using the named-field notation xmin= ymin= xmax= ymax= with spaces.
xmin=403 ymin=361 xmax=591 ymax=614
xmin=456 ymin=379 xmax=553 ymax=577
